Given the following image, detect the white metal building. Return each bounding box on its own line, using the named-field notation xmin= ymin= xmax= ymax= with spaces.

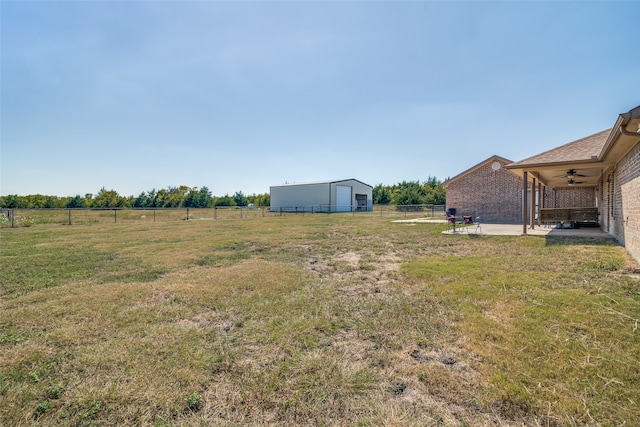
xmin=270 ymin=179 xmax=373 ymax=213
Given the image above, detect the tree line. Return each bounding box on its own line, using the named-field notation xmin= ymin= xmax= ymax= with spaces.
xmin=0 ymin=186 xmax=270 ymax=209
xmin=0 ymin=178 xmax=446 ymax=209
xmin=373 ymin=177 xmax=446 ymax=206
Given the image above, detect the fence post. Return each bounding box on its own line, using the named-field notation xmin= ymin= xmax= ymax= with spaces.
xmin=214 ymin=207 xmax=217 ymax=220
xmin=114 ymin=209 xmax=117 ymax=223
xmin=11 ymin=209 xmax=15 ymax=228
xmin=68 ymin=209 xmax=72 ymax=226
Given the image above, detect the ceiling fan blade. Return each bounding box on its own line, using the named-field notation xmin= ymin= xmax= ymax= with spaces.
xmin=567 ymin=179 xmax=585 ymax=185
xmin=557 ymin=169 xmax=587 ymax=178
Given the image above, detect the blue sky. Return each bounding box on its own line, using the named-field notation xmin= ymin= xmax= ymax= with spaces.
xmin=1 ymin=1 xmax=638 ymax=198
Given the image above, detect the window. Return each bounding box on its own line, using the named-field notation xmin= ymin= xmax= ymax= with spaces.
xmin=609 ymin=173 xmax=615 ymax=218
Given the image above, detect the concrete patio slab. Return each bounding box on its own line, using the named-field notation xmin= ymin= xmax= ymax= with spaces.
xmin=392 ymin=218 xmax=614 ymax=240
xmin=442 ymin=223 xmax=615 ymax=239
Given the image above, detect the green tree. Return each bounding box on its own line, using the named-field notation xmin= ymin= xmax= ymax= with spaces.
xmin=184 ymin=187 xmax=213 ymax=208
xmin=161 ymin=186 xmax=190 ymax=208
xmin=93 ymin=188 xmax=128 ymax=208
xmin=214 ymin=194 xmax=236 ymax=207
xmin=233 ymin=191 xmax=248 ymax=207
xmin=424 ymin=184 xmax=446 ymax=205
xmin=84 ymin=193 xmax=94 ymax=208
xmin=153 ymin=189 xmax=167 ymax=208
xmin=184 ymin=186 xmax=213 ymax=208
xmin=390 ymin=181 xmax=425 ymax=205
xmin=145 ymin=189 xmax=157 ymax=207
xmin=133 ymin=191 xmax=152 ymax=208
xmin=248 ymin=193 xmax=270 ymax=207
xmin=0 ymin=195 xmax=25 ymax=208
xmin=26 ymin=194 xmax=48 ymax=208
xmin=373 ymin=184 xmax=392 ymax=205
xmin=199 ymin=186 xmax=214 ymax=208
xmin=65 ymin=195 xmax=85 ymax=208
xmin=392 ymin=187 xmax=423 ymax=206
xmin=42 ymin=196 xmax=61 ymax=208
xmin=424 ymin=176 xmax=439 ymax=188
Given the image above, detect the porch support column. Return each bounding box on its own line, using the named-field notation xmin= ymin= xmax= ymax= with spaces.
xmin=538 ymin=182 xmax=543 ymax=226
xmin=522 ymin=171 xmax=528 ymax=235
xmin=530 ymin=177 xmax=536 ymax=229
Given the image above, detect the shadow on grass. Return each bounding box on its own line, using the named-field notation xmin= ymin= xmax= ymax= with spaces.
xmin=544 ymin=235 xmax=619 ymax=247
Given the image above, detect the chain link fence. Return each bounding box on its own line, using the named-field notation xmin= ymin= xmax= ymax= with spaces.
xmin=0 ymin=205 xmax=445 ymax=228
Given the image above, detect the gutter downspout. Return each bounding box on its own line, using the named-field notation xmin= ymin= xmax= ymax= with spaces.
xmin=619 ymin=124 xmax=640 ymax=138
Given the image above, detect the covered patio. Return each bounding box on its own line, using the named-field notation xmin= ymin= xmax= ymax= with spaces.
xmin=505 ymin=130 xmax=608 ymax=235
xmin=506 ymin=106 xmax=640 ymax=241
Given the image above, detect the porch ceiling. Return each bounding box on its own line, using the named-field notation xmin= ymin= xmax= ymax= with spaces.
xmin=508 ymin=162 xmax=604 ymax=188
xmin=527 ymin=164 xmax=602 ymax=187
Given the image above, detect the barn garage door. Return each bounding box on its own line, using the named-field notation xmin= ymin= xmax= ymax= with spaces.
xmin=336 ymin=185 xmax=352 ymax=212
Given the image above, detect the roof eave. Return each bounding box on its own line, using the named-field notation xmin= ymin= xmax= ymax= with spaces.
xmin=600 ymin=106 xmax=640 ymax=162
xmin=505 ymin=157 xmax=605 ymax=171
xmin=598 ymin=116 xmax=624 ymax=161
xmin=270 ymin=178 xmax=373 ymax=189
xmin=620 ymin=105 xmax=640 ymax=120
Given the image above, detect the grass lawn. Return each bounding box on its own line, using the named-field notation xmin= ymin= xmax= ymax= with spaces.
xmin=1 ymin=215 xmax=638 ymax=426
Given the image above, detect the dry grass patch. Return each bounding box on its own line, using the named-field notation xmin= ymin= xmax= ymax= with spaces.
xmin=1 ymin=216 xmax=638 ymax=426
xmin=405 ymin=242 xmax=639 ymax=425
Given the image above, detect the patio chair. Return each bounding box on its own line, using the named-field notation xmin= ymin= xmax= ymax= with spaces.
xmin=447 ymin=214 xmax=457 ymax=230
xmin=447 ymin=214 xmax=464 ymax=233
xmin=464 ymin=216 xmax=481 ymax=234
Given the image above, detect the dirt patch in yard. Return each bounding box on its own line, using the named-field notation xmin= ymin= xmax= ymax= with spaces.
xmin=304 ymin=240 xmax=404 ymax=298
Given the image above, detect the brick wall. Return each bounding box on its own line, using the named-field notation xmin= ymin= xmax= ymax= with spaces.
xmin=613 ymin=141 xmax=640 ymax=262
xmin=543 ymin=187 xmax=596 ymax=209
xmin=446 ymin=159 xmax=524 ymax=223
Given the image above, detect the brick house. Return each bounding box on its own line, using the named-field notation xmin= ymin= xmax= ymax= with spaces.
xmin=446 ymin=105 xmax=640 ymax=262
xmin=596 ymin=107 xmax=640 ymax=262
xmin=443 ymin=155 xmax=526 ymax=224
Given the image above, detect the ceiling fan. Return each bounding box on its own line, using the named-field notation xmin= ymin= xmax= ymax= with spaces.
xmin=567 ymin=179 xmax=585 ymax=186
xmin=556 ymin=169 xmax=586 ymax=179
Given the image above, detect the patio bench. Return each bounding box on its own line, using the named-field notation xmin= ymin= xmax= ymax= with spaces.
xmin=540 ymin=208 xmax=599 ymax=228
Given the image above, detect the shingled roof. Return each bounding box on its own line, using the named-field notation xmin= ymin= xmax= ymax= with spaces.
xmin=507 ymin=129 xmax=612 ymax=168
